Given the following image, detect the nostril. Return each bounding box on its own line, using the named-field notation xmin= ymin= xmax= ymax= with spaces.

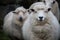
xmin=19 ymin=17 xmax=23 ymax=21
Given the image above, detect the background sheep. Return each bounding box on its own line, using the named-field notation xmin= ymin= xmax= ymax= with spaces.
xmin=41 ymin=0 xmax=60 ymax=21
xmin=3 ymin=6 xmax=29 ymax=40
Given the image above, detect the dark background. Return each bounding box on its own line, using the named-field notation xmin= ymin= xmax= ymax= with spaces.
xmin=0 ymin=0 xmax=60 ymax=40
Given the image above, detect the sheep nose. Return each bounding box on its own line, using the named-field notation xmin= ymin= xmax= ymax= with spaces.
xmin=19 ymin=17 xmax=23 ymax=22
xmin=39 ymin=17 xmax=43 ymax=21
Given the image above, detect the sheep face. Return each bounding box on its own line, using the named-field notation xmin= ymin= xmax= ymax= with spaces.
xmin=29 ymin=7 xmax=51 ymax=25
xmin=31 ymin=10 xmax=48 ymax=21
xmin=13 ymin=10 xmax=29 ymax=22
xmin=43 ymin=0 xmax=56 ymax=8
xmin=29 ymin=5 xmax=51 ymax=22
xmin=12 ymin=7 xmax=29 ymax=23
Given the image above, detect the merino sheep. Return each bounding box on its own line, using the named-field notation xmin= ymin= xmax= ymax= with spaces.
xmin=3 ymin=6 xmax=29 ymax=40
xmin=22 ymin=5 xmax=59 ymax=40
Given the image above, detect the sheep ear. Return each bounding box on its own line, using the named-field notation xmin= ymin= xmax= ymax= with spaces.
xmin=12 ymin=11 xmax=17 ymax=14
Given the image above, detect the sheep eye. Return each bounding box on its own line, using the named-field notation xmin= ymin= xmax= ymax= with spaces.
xmin=48 ymin=8 xmax=51 ymax=11
xmin=45 ymin=8 xmax=51 ymax=13
xmin=30 ymin=9 xmax=35 ymax=12
xmin=28 ymin=10 xmax=30 ymax=12
xmin=52 ymin=1 xmax=55 ymax=4
xmin=43 ymin=1 xmax=46 ymax=3
xmin=27 ymin=9 xmax=31 ymax=14
xmin=13 ymin=11 xmax=19 ymax=14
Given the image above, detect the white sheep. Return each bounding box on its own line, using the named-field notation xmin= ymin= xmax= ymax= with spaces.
xmin=3 ymin=6 xmax=29 ymax=40
xmin=41 ymin=0 xmax=60 ymax=21
xmin=22 ymin=5 xmax=59 ymax=40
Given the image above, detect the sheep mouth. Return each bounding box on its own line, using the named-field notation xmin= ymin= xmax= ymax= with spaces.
xmin=37 ymin=20 xmax=48 ymax=25
xmin=39 ymin=19 xmax=43 ymax=21
xmin=37 ymin=19 xmax=44 ymax=22
xmin=19 ymin=19 xmax=23 ymax=22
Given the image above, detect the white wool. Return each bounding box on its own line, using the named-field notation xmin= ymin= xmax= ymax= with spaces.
xmin=41 ymin=0 xmax=60 ymax=21
xmin=22 ymin=5 xmax=59 ymax=40
xmin=29 ymin=2 xmax=46 ymax=9
xmin=3 ymin=7 xmax=29 ymax=39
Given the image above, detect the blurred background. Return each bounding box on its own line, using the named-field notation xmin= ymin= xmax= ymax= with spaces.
xmin=0 ymin=0 xmax=60 ymax=40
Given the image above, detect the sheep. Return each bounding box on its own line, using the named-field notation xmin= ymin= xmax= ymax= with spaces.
xmin=3 ymin=6 xmax=29 ymax=40
xmin=22 ymin=4 xmax=59 ymax=40
xmin=41 ymin=0 xmax=60 ymax=21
